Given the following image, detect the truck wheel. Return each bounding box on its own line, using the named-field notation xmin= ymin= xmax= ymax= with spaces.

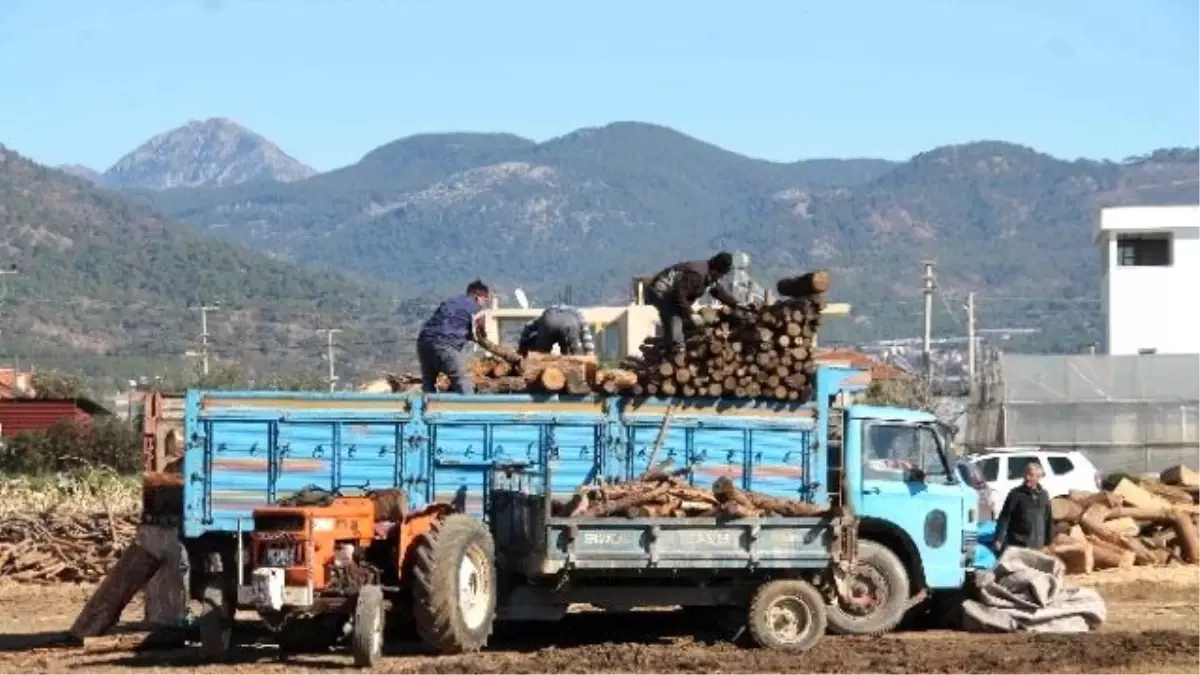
xmin=747 ymin=579 xmax=826 ymax=652
xmin=198 ymin=586 xmax=232 ymax=661
xmin=827 ymin=539 xmax=910 ymax=636
xmin=411 ymin=514 xmax=497 ymax=654
xmin=352 ymin=585 xmax=385 ymax=667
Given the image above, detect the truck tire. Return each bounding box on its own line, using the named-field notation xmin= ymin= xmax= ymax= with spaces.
xmin=747 ymin=579 xmax=826 ymax=652
xmin=827 ymin=539 xmax=911 ymax=636
xmin=352 ymin=585 xmax=385 ymax=667
xmin=198 ymin=586 xmax=232 ymax=661
xmin=410 ymin=514 xmax=497 ymax=654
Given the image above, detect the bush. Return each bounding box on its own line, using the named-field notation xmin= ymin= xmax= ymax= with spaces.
xmin=32 ymin=369 xmax=91 ymax=399
xmin=0 ymin=416 xmax=141 ymax=475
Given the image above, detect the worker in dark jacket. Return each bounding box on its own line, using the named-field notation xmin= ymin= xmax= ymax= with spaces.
xmin=994 ymin=462 xmax=1054 ymax=553
xmin=416 ymin=280 xmax=491 ymax=394
xmin=517 ymin=305 xmax=595 ymax=356
xmin=645 ymin=252 xmax=741 ymax=354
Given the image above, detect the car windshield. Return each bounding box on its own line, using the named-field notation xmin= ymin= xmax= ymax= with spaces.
xmin=956 ymin=459 xmax=984 ymax=487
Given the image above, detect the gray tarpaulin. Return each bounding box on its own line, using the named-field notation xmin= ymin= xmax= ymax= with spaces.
xmin=962 ymin=547 xmax=1107 ymax=633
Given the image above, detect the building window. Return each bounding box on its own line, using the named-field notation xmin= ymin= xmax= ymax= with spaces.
xmin=1116 ymin=233 xmax=1172 ymax=267
xmin=596 ymin=326 xmax=621 ymax=362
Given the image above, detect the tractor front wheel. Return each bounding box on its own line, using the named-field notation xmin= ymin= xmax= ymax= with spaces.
xmin=352 ymin=585 xmax=386 ymax=667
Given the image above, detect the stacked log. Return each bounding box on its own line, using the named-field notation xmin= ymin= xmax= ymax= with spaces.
xmin=1046 ymin=465 xmax=1200 ymax=574
xmin=551 ymin=460 xmax=829 ymax=519
xmin=465 ymin=353 xmax=599 ymax=394
xmin=620 ymin=295 xmax=826 ymax=401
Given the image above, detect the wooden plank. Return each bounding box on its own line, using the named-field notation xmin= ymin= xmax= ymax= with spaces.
xmin=70 ymin=543 xmax=163 ymax=639
xmin=1112 ymin=478 xmax=1171 ymax=510
xmin=139 ymin=526 xmax=188 ymax=628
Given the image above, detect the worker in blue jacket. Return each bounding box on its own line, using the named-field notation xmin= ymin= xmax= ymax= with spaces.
xmin=517 ymin=305 xmax=596 ymax=356
xmin=416 ymin=280 xmax=491 ymax=394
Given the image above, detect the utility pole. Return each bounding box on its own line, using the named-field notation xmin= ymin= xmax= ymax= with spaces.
xmin=195 ymin=303 xmax=220 ymax=376
xmin=966 ymin=291 xmax=976 ymax=398
xmin=0 ymin=265 xmax=17 ymax=370
xmin=921 ymin=261 xmax=936 ymax=386
xmin=322 ymin=329 xmax=342 ymax=392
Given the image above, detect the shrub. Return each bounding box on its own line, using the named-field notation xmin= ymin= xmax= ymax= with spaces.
xmin=0 ymin=416 xmax=141 ymax=475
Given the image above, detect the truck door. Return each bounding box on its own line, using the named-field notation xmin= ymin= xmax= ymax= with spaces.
xmin=858 ymin=421 xmax=967 ymax=590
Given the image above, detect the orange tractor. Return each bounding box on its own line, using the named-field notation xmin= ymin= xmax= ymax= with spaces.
xmin=200 ymin=490 xmax=497 ymax=666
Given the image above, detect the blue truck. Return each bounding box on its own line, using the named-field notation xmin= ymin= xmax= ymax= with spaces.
xmin=162 ymin=364 xmax=989 ymax=659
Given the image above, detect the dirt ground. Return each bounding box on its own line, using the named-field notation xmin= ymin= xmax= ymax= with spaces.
xmin=0 ymin=567 xmax=1196 ymax=674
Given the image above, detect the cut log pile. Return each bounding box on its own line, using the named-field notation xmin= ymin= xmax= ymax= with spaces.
xmin=0 ymin=511 xmax=140 ymax=584
xmin=459 ymin=269 xmax=833 ymax=402
xmin=470 ymin=352 xmax=600 ymax=395
xmin=1047 ymin=464 xmax=1200 ymax=575
xmin=621 ymin=300 xmax=824 ymax=401
xmin=550 ymin=460 xmax=829 ymax=519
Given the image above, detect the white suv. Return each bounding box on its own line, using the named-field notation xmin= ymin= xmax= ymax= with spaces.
xmin=968 ymin=447 xmax=1102 ymax=516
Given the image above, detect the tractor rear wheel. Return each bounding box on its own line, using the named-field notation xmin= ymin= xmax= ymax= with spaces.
xmin=410 ymin=514 xmax=497 ymax=654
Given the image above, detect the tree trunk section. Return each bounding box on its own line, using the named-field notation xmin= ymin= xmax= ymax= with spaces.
xmin=70 ymin=543 xmax=163 ymax=640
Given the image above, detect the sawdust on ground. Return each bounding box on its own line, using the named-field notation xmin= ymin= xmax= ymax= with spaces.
xmin=0 ymin=576 xmax=1195 ymax=674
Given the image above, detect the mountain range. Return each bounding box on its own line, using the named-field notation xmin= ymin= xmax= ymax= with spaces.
xmin=0 ymin=143 xmax=410 ymax=386
xmin=12 ymin=118 xmax=1199 ymax=388
xmin=124 ymin=121 xmax=1199 ymax=352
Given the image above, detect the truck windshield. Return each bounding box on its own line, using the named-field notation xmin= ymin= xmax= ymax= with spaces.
xmin=863 ymin=423 xmax=949 ymax=481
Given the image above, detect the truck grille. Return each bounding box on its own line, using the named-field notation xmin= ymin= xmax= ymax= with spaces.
xmin=963 ymin=529 xmax=979 ymax=566
xmin=259 ymin=541 xmax=304 ymax=568
xmin=963 ymin=530 xmax=978 ymax=551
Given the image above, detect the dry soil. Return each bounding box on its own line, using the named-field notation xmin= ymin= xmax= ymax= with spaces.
xmin=0 ymin=567 xmax=1196 ymax=674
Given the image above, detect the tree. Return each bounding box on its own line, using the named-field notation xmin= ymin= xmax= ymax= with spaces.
xmin=861 ymin=376 xmax=935 ymax=411
xmin=32 ymin=370 xmax=90 ymax=400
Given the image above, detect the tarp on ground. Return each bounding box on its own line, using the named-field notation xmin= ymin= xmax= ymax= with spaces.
xmin=962 ymin=547 xmax=1107 ymax=633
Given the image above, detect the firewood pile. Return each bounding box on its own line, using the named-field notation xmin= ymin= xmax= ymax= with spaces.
xmin=1047 ymin=464 xmax=1200 ymax=575
xmin=612 ymin=271 xmax=830 ymax=401
xmin=551 ymin=460 xmax=830 ymax=519
xmin=461 ymin=269 xmax=832 ymax=402
xmin=0 ymin=511 xmax=140 ymax=584
xmin=469 ymin=351 xmax=598 ymax=395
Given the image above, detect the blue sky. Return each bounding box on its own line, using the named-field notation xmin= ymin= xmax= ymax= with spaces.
xmin=1 ymin=0 xmax=1196 ymax=172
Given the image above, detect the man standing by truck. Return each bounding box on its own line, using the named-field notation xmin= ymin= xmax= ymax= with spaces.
xmin=517 ymin=305 xmax=595 ymax=356
xmin=645 ymin=251 xmax=742 ymax=354
xmin=416 ymin=280 xmax=491 ymax=394
xmin=993 ymin=461 xmax=1054 ymax=553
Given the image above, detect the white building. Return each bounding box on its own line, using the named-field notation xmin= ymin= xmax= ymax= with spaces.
xmin=1097 ymin=205 xmax=1200 ymax=355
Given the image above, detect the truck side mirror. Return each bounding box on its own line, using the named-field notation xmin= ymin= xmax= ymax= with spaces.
xmin=907 ymin=467 xmax=927 ymax=484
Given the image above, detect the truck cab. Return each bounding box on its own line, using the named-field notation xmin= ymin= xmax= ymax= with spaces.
xmin=829 ymin=404 xmax=983 ymax=634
